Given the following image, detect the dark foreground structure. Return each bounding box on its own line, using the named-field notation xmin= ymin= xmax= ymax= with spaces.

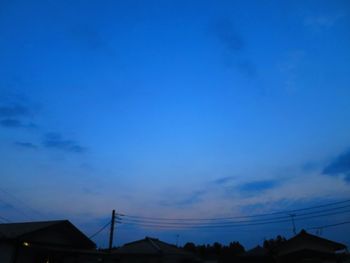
xmin=1 ymin=220 xmax=348 ymax=263
xmin=0 ymin=220 xmax=197 ymax=263
xmin=275 ymin=229 xmax=348 ymax=263
xmin=241 ymin=230 xmax=348 ymax=263
xmin=0 ymin=220 xmax=105 ymax=263
xmin=111 ymin=237 xmax=199 ymax=263
xmin=240 ymin=245 xmax=273 ymax=263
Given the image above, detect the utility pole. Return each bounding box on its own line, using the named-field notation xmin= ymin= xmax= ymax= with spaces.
xmin=289 ymin=214 xmax=296 ymax=235
xmin=109 ymin=210 xmax=116 ymax=251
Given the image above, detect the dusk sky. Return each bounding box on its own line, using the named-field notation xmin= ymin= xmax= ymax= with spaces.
xmin=1 ymin=0 xmax=350 ymax=249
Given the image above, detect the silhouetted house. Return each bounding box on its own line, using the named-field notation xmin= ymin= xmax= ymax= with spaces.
xmin=0 ymin=220 xmax=105 ymax=263
xmin=240 ymin=245 xmax=274 ymax=263
xmin=276 ymin=229 xmax=347 ymax=263
xmin=112 ymin=237 xmax=199 ymax=263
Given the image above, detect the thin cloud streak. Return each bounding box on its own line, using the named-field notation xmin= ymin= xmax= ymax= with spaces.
xmin=213 ymin=176 xmax=236 ymax=185
xmin=14 ymin=141 xmax=38 ymax=149
xmin=213 ymin=19 xmax=244 ymax=52
xmin=211 ymin=18 xmax=257 ymax=77
xmin=0 ymin=105 xmax=30 ymax=118
xmin=0 ymin=119 xmax=36 ymax=129
xmin=43 ymin=133 xmax=87 ymax=153
xmin=0 ymin=99 xmax=38 ymax=129
xmin=159 ymin=190 xmax=206 ymax=208
xmin=237 ymin=180 xmax=279 ymax=193
xmin=304 ymin=13 xmax=345 ymax=31
xmin=323 ymin=149 xmax=350 ymax=182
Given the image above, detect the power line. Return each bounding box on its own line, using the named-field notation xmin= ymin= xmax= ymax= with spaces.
xmin=120 ymin=204 xmax=350 ymax=225
xmin=118 ymin=209 xmax=350 ymax=229
xmin=117 ymin=224 xmax=293 ymax=233
xmin=122 ymin=199 xmax=350 ymax=221
xmin=89 ymin=221 xmax=111 ymax=239
xmin=117 ymin=219 xmax=350 ymax=235
xmin=307 ymin=220 xmax=350 ymax=230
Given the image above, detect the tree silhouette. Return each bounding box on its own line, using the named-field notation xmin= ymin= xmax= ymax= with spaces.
xmin=263 ymin=235 xmax=286 ymax=255
xmin=182 ymin=241 xmax=245 ymax=262
xmin=183 ymin=242 xmax=196 ymax=253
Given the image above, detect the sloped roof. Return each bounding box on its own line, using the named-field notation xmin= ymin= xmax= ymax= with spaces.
xmin=0 ymin=220 xmax=65 ymax=239
xmin=116 ymin=237 xmax=192 ymax=256
xmin=0 ymin=220 xmax=95 ymax=249
xmin=278 ymin=229 xmax=346 ymax=254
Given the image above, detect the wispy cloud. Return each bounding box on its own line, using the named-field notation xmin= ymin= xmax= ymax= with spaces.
xmin=213 ymin=176 xmax=236 ymax=185
xmin=0 ymin=119 xmax=36 ymax=129
xmin=213 ymin=19 xmax=244 ymax=52
xmin=70 ymin=24 xmax=105 ymax=50
xmin=14 ymin=141 xmax=38 ymax=149
xmin=0 ymin=95 xmax=88 ymax=155
xmin=0 ymin=105 xmax=30 ymax=118
xmin=0 ymin=98 xmax=38 ymax=130
xmin=0 ymin=202 xmax=14 ymax=210
xmin=237 ymin=179 xmax=279 ymax=196
xmin=304 ymin=13 xmax=345 ymax=31
xmin=236 ymin=60 xmax=257 ymax=77
xmin=0 ymin=119 xmax=23 ymax=128
xmin=160 ymin=190 xmax=206 ymax=208
xmin=43 ymin=133 xmax=86 ymax=153
xmin=278 ymin=50 xmax=305 ymax=93
xmin=68 ymin=23 xmax=116 ymax=58
xmin=301 ymin=161 xmax=321 ymax=172
xmin=323 ymin=149 xmax=350 ymax=182
xmin=82 ymin=187 xmax=101 ymax=196
xmin=212 ymin=18 xmax=257 ymax=77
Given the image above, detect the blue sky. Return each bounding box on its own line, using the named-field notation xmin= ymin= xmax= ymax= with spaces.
xmin=1 ymin=0 xmax=350 ymax=249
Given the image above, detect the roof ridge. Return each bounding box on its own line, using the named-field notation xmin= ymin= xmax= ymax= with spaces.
xmin=0 ymin=220 xmax=95 ymax=249
xmin=154 ymin=238 xmax=178 ymax=248
xmin=281 ymin=230 xmax=347 ymax=251
xmin=0 ymin=220 xmax=67 ymax=226
xmin=122 ymin=237 xmax=154 ymax=247
xmin=147 ymin=237 xmax=161 ymax=252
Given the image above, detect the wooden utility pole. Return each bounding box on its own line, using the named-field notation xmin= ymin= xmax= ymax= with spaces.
xmin=109 ymin=209 xmax=116 ymax=251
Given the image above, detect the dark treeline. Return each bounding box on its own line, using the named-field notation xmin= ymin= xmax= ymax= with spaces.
xmin=181 ymin=235 xmax=286 ymax=262
xmin=183 ymin=241 xmax=245 ymax=262
xmin=263 ymin=235 xmax=287 ymax=255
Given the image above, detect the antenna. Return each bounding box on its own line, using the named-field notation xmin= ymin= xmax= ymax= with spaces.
xmin=316 ymin=227 xmax=323 ymax=236
xmin=288 ymin=214 xmax=296 ymax=235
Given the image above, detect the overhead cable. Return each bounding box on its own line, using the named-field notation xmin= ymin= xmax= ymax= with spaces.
xmin=89 ymin=221 xmax=111 ymax=239
xmin=122 ymin=199 xmax=350 ymax=221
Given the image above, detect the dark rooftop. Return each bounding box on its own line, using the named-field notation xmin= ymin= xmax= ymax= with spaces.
xmin=116 ymin=237 xmax=192 ymax=256
xmin=0 ymin=220 xmax=95 ymax=249
xmin=0 ymin=220 xmax=67 ymax=239
xmin=279 ymin=229 xmax=346 ymax=253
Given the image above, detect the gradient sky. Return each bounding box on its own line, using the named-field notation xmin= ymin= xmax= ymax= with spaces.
xmin=1 ymin=0 xmax=350 ymax=249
